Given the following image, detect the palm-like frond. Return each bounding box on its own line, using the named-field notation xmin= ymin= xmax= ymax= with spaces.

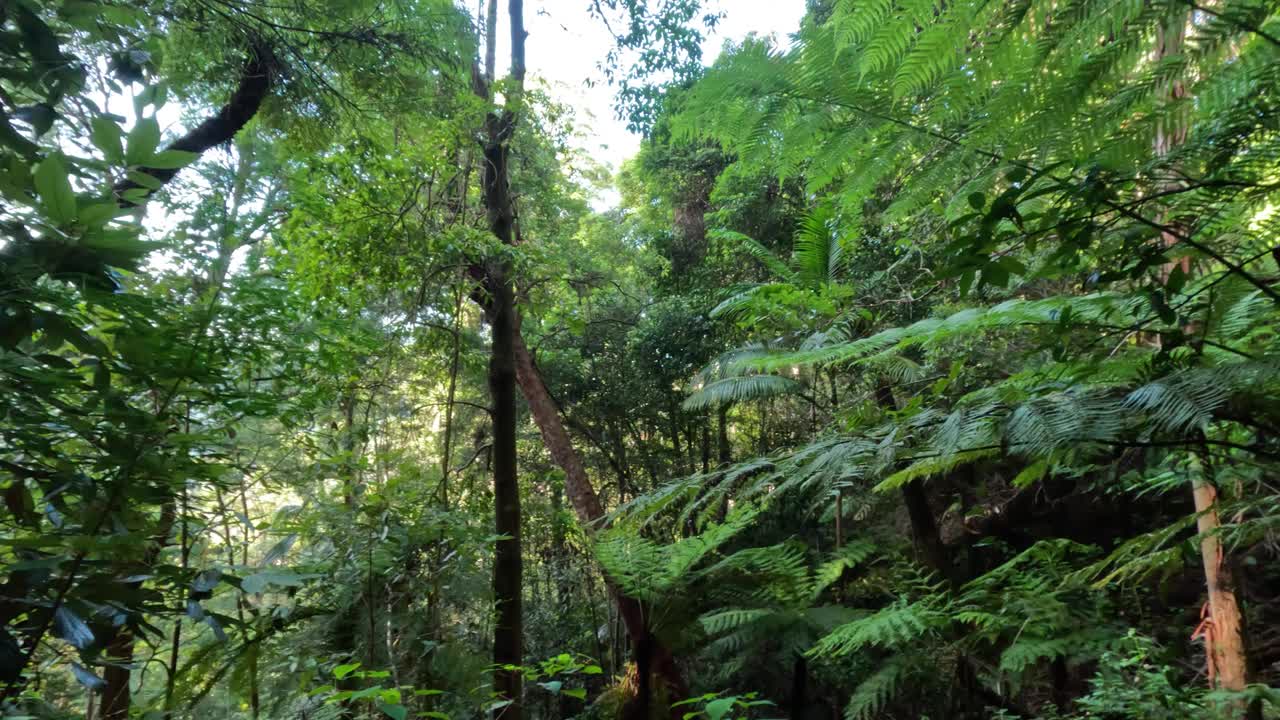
xmin=682 ymin=374 xmax=804 ymax=411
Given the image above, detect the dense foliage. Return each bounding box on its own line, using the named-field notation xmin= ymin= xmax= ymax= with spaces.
xmin=3 ymin=0 xmax=1280 ymax=719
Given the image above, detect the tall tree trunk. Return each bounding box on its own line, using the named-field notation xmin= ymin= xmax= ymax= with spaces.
xmin=483 ymin=0 xmax=498 ymax=83
xmin=488 ymin=281 xmax=523 ymax=718
xmin=511 ymin=331 xmax=688 ymax=708
xmin=790 ymin=654 xmax=808 ymax=720
xmin=100 ymin=629 xmax=134 ymax=720
xmin=439 ymin=279 xmax=464 ymax=504
xmin=700 ymin=418 xmax=710 ymax=474
xmin=1190 ymin=454 xmax=1248 ymax=693
xmin=475 ymin=4 xmax=526 ymax=716
xmin=1152 ymin=10 xmax=1249 ymax=695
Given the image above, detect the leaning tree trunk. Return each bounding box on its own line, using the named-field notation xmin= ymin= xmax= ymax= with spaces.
xmin=512 ymin=331 xmax=689 ymax=709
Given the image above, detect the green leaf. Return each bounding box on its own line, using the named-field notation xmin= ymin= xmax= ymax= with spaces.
xmin=125 ymin=170 xmax=163 ymax=190
xmin=145 ymin=150 xmax=198 ymax=170
xmin=563 ymin=688 xmax=587 ymax=700
xmin=91 ymin=117 xmax=124 ymax=164
xmin=378 ymin=706 xmax=408 ymax=720
xmin=418 ymin=712 xmax=451 ymax=720
xmin=34 ymin=153 xmax=76 ymax=224
xmin=705 ymin=697 xmax=736 ymax=720
xmin=125 ymin=117 xmax=161 ymax=165
xmin=78 ymin=201 xmax=125 ymax=227
xmin=581 ymin=665 xmax=603 ymax=675
xmin=332 ymin=662 xmax=361 ymax=679
xmin=240 ymin=570 xmax=315 ymax=595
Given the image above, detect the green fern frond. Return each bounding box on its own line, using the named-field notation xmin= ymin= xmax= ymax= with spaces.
xmin=700 ymin=608 xmax=774 ymax=636
xmin=810 ymin=599 xmax=940 ymax=658
xmin=792 ymin=205 xmax=847 ymax=287
xmin=844 ymin=656 xmax=910 ymax=720
xmin=683 ymin=375 xmax=804 ymax=411
xmin=875 ymin=447 xmax=1000 ymax=492
xmin=709 ymin=229 xmax=795 ymax=281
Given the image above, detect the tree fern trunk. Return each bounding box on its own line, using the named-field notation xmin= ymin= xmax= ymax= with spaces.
xmin=790 ymin=654 xmax=808 ymax=720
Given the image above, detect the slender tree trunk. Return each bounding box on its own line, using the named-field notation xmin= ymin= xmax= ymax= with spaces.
xmin=475 ymin=5 xmax=526 ymax=716
xmin=700 ymin=418 xmax=710 ymax=474
xmin=484 ymin=0 xmax=498 ymax=83
xmin=1152 ymin=9 xmax=1249 ymax=695
xmin=489 ymin=281 xmax=523 ymax=718
xmin=1191 ymin=454 xmax=1248 ymax=693
xmin=511 ymin=331 xmax=688 ymax=708
xmin=668 ymin=403 xmax=684 ymax=472
xmin=100 ymin=630 xmax=134 ymax=720
xmin=790 ymin=655 xmax=808 ymax=720
xmin=440 ymin=279 xmax=464 ymax=504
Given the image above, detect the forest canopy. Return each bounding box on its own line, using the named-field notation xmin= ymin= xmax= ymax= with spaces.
xmin=3 ymin=0 xmax=1280 ymax=719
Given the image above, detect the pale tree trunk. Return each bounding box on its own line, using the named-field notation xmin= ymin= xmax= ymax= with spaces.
xmin=1190 ymin=458 xmax=1247 ymax=692
xmin=1154 ymin=13 xmax=1249 ymax=695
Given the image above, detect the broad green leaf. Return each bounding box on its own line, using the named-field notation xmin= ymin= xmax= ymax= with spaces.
xmin=563 ymin=688 xmax=587 ymax=700
xmin=78 ymin=201 xmax=124 ymax=227
xmin=705 ymin=697 xmax=736 ymax=720
xmin=333 ymin=662 xmax=361 ymax=679
xmin=125 ymin=117 xmax=161 ymax=165
xmin=70 ymin=662 xmax=106 ymax=690
xmin=91 ymin=117 xmax=124 ymax=164
xmin=241 ymin=570 xmax=314 ymax=595
xmin=379 ymin=704 xmax=408 ymax=720
xmin=146 ymin=150 xmax=198 ymax=169
xmin=34 ymin=154 xmax=76 ymax=224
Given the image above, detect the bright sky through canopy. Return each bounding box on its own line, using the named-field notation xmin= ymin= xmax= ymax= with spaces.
xmin=504 ymin=1 xmax=806 ymax=173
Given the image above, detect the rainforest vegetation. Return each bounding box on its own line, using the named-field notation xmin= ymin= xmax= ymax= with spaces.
xmin=4 ymin=0 xmax=1280 ymax=718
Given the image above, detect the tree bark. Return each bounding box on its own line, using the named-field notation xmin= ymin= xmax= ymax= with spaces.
xmin=1151 ymin=9 xmax=1249 ymax=695
xmin=512 ymin=331 xmax=688 ymax=707
xmin=114 ymin=43 xmax=275 ymax=205
xmin=1191 ymin=458 xmax=1248 ymax=693
xmin=489 ymin=280 xmax=523 ymax=718
xmin=100 ymin=628 xmax=134 ymax=720
xmin=476 ymin=4 xmax=526 ymax=716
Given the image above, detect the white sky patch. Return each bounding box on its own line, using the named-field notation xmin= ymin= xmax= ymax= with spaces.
xmin=515 ymin=0 xmax=806 ymax=175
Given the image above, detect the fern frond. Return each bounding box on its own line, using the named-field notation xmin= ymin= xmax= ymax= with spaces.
xmin=683 ymin=375 xmax=804 ymax=411
xmin=810 ymin=599 xmax=940 ymax=658
xmin=844 ymin=656 xmax=910 ymax=720
xmin=709 ymin=229 xmax=795 ymax=281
